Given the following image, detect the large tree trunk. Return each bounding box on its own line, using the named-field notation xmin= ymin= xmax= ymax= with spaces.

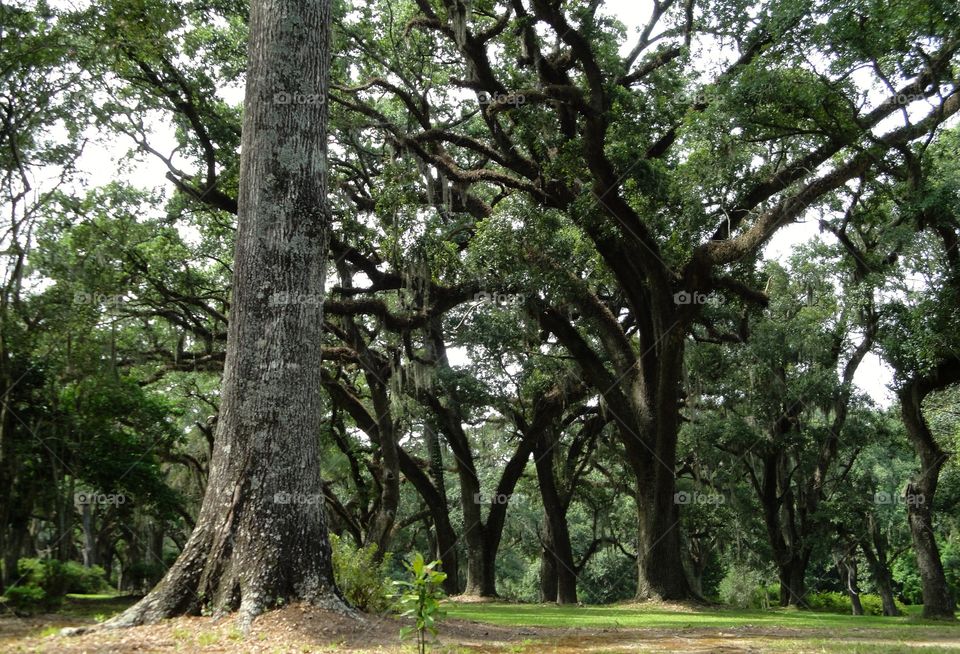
xmin=98 ymin=0 xmax=340 ymax=628
xmin=777 ymin=555 xmax=809 ymax=608
xmin=539 ymin=544 xmax=558 ymax=603
xmin=900 ymin=380 xmax=955 ymax=620
xmin=632 ymin=337 xmax=690 ymax=601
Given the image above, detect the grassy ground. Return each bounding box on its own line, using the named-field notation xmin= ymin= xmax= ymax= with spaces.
xmin=2 ymin=594 xmax=959 ymax=652
xmin=446 ymin=600 xmax=948 ymax=630
xmin=445 ymin=601 xmax=960 ymax=652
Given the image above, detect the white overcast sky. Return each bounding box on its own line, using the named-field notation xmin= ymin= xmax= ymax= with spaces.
xmin=67 ymin=0 xmax=896 ymax=406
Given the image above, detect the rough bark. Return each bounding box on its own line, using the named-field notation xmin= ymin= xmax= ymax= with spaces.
xmin=632 ymin=334 xmax=691 ymax=600
xmin=91 ymin=0 xmax=342 ymax=628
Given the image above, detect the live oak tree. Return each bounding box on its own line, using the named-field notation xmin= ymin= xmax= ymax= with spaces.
xmin=98 ymin=0 xmax=343 ymax=626
xmin=337 ymin=0 xmax=960 ymax=598
xmin=685 ymin=251 xmax=879 ymax=606
xmin=876 ymin=129 xmax=960 ymax=619
xmin=7 ymin=0 xmax=960 ymax=618
xmin=0 ymin=1 xmax=95 ymax=592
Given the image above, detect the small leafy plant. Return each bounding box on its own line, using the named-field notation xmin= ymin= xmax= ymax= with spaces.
xmin=330 ymin=534 xmax=394 ymax=613
xmin=393 ymin=553 xmax=447 ymax=654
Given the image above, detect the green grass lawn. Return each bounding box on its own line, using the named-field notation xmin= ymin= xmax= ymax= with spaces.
xmin=4 ymin=595 xmax=959 ymax=652
xmin=59 ymin=593 xmax=140 ymax=620
xmin=445 ymin=600 xmax=960 ymax=632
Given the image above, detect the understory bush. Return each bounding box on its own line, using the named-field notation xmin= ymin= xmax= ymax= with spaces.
xmin=61 ymin=560 xmax=111 ymax=594
xmin=806 ymin=591 xmax=907 ymax=616
xmin=0 ymin=559 xmax=111 ymax=615
xmin=1 ymin=585 xmax=49 ymax=615
xmin=717 ymin=565 xmax=773 ymax=608
xmin=329 ymin=533 xmax=394 ymax=613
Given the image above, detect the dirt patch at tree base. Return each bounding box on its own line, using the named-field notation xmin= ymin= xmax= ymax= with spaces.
xmin=2 ymin=604 xmax=545 ymax=652
xmin=4 ymin=605 xmax=960 ymax=652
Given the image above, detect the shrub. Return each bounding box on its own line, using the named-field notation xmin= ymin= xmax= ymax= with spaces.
xmin=1 ymin=559 xmax=70 ymax=614
xmin=806 ymin=591 xmax=907 ymax=616
xmin=329 ymin=533 xmax=394 ymax=613
xmin=61 ymin=561 xmax=111 ymax=594
xmin=718 ymin=564 xmax=773 ymax=609
xmin=1 ymin=558 xmax=111 ymax=614
xmin=17 ymin=559 xmax=69 ymax=600
xmin=805 ymin=591 xmax=848 ymax=613
xmin=1 ymin=585 xmax=49 ymax=615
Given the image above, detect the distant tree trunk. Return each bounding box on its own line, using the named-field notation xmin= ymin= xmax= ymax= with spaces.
xmin=2 ymin=519 xmax=26 ymax=591
xmin=145 ymin=523 xmax=165 ymax=586
xmin=101 ymin=0 xmax=340 ymax=627
xmin=81 ymin=502 xmax=96 ymax=568
xmin=57 ymin=475 xmax=75 ymax=560
xmin=477 ymin=438 xmax=535 ymax=597
xmin=539 ymin=544 xmax=558 ymax=603
xmin=532 ymin=432 xmax=577 ymax=604
xmin=421 ymin=324 xmax=532 ymax=598
xmin=361 ymin=380 xmax=399 ymax=555
xmin=860 ymin=524 xmax=901 ymax=616
xmin=121 ymin=522 xmax=143 ymax=593
xmin=681 ymin=538 xmax=709 ymax=599
xmin=900 ymin=375 xmax=956 ymax=620
xmin=836 ymin=546 xmax=863 ymax=616
xmin=448 ymin=433 xmax=487 ymax=597
xmin=397 ymin=448 xmax=460 ymax=595
xmin=776 ymin=554 xmax=810 ymax=608
xmin=96 ymin=531 xmax=116 ymax=581
xmin=757 ymin=445 xmax=811 ymax=607
xmin=423 ymin=422 xmax=448 ymax=530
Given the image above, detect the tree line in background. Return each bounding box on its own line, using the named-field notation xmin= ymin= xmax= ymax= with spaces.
xmin=1 ymin=0 xmax=959 ymax=622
